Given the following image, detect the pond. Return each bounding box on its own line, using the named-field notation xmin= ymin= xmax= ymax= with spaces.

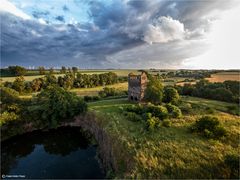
xmin=1 ymin=127 xmax=105 ymax=179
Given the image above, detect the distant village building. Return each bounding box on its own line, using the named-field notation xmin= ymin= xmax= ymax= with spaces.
xmin=128 ymin=71 xmax=148 ymax=102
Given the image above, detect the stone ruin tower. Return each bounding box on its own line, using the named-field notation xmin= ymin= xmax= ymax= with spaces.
xmin=128 ymin=71 xmax=148 ymax=102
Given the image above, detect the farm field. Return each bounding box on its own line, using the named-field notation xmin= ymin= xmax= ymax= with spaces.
xmin=205 ymin=71 xmax=239 ymax=82
xmin=88 ymin=98 xmax=240 ymax=178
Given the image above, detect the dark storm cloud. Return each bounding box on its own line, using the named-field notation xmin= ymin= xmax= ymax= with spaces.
xmin=55 ymin=15 xmax=65 ymax=22
xmin=1 ymin=0 xmax=239 ymax=68
xmin=32 ymin=10 xmax=50 ymax=18
xmin=62 ymin=5 xmax=69 ymax=11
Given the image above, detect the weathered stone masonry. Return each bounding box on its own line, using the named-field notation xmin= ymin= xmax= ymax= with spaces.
xmin=128 ymin=71 xmax=147 ymax=102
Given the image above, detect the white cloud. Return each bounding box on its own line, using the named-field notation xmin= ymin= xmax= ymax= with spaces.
xmin=143 ymin=16 xmax=185 ymax=44
xmin=0 ymin=0 xmax=31 ymax=19
xmin=183 ymin=6 xmax=240 ymax=69
xmin=38 ymin=18 xmax=47 ymax=25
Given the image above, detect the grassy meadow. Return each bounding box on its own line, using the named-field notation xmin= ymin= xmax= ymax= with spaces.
xmin=71 ymin=82 xmax=128 ymax=96
xmin=88 ymin=98 xmax=240 ymax=178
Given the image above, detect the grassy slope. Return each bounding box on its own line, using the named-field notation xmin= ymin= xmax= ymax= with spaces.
xmin=182 ymin=96 xmax=239 ymax=114
xmin=88 ymin=98 xmax=240 ymax=178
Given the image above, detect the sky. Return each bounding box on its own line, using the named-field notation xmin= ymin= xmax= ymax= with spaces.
xmin=0 ymin=0 xmax=240 ymax=69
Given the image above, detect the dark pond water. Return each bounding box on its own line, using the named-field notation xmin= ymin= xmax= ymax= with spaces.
xmin=1 ymin=127 xmax=105 ymax=179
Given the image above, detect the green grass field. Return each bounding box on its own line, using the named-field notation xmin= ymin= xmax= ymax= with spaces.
xmin=88 ymin=98 xmax=240 ymax=178
xmin=182 ymin=96 xmax=239 ymax=115
xmin=71 ymin=82 xmax=128 ymax=96
xmin=16 ymin=82 xmax=128 ymax=98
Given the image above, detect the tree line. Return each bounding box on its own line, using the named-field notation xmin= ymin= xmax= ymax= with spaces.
xmin=0 ymin=66 xmax=80 ymax=76
xmin=176 ymin=80 xmax=239 ymax=103
xmin=3 ymin=72 xmax=123 ymax=94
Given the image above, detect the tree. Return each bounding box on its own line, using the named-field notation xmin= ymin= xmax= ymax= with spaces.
xmin=38 ymin=66 xmax=45 ymax=75
xmin=31 ymin=86 xmax=87 ymax=128
xmin=144 ymin=77 xmax=164 ymax=104
xmin=8 ymin=66 xmax=26 ymax=76
xmin=44 ymin=74 xmax=57 ymax=87
xmin=72 ymin=67 xmax=78 ymax=74
xmin=0 ymin=87 xmax=19 ymax=104
xmin=31 ymin=78 xmax=43 ymax=92
xmin=60 ymin=66 xmax=67 ymax=74
xmin=12 ymin=76 xmax=25 ymax=93
xmin=49 ymin=68 xmax=54 ymax=74
xmin=163 ymin=87 xmax=180 ymax=104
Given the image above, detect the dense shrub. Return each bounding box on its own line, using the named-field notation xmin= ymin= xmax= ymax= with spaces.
xmin=205 ymin=107 xmax=215 ymax=114
xmin=178 ymin=102 xmax=192 ymax=114
xmin=124 ymin=112 xmax=142 ymax=122
xmin=191 ymin=116 xmax=227 ymax=139
xmin=12 ymin=76 xmax=25 ymax=93
xmin=99 ymin=87 xmax=125 ymax=98
xmin=165 ymin=104 xmax=182 ymax=118
xmin=177 ymin=80 xmax=239 ymax=104
xmin=0 ymin=111 xmax=19 ymax=126
xmin=146 ymin=104 xmax=168 ymax=120
xmin=126 ymin=104 xmax=144 ymax=114
xmin=0 ymin=87 xmax=20 ymax=104
xmin=162 ymin=119 xmax=171 ymax=127
xmin=144 ymin=77 xmax=164 ymax=105
xmin=227 ymin=105 xmax=240 ymax=116
xmin=29 ymin=86 xmax=87 ymax=128
xmin=7 ymin=66 xmax=26 ymax=76
xmin=84 ymin=95 xmax=100 ymax=102
xmin=224 ymin=154 xmax=240 ymax=179
xmin=146 ymin=116 xmax=160 ymax=131
xmin=163 ymin=87 xmax=180 ymax=104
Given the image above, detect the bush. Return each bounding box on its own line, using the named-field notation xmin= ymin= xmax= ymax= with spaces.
xmin=227 ymin=105 xmax=240 ymax=116
xmin=125 ymin=112 xmax=142 ymax=122
xmin=144 ymin=78 xmax=164 ymax=105
xmin=126 ymin=104 xmax=144 ymax=115
xmin=146 ymin=116 xmax=160 ymax=131
xmin=142 ymin=112 xmax=152 ymax=121
xmin=146 ymin=104 xmax=168 ymax=120
xmin=166 ymin=104 xmax=182 ymax=118
xmin=0 ymin=87 xmax=20 ymax=104
xmin=163 ymin=87 xmax=180 ymax=104
xmin=99 ymin=87 xmax=124 ymax=98
xmin=191 ymin=116 xmax=227 ymax=139
xmin=162 ymin=119 xmax=171 ymax=127
xmin=224 ymin=154 xmax=240 ymax=179
xmin=205 ymin=107 xmax=215 ymax=114
xmin=84 ymin=95 xmax=100 ymax=102
xmin=30 ymin=86 xmax=87 ymax=128
xmin=179 ymin=103 xmax=192 ymax=114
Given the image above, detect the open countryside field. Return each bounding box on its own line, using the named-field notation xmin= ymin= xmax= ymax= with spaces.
xmin=88 ymin=98 xmax=240 ymax=178
xmin=205 ymin=71 xmax=239 ymax=82
xmin=71 ymin=82 xmax=128 ymax=96
xmin=181 ymin=96 xmax=239 ymax=115
xmin=0 ymin=74 xmax=65 ymax=82
xmin=0 ymin=69 xmax=140 ymax=82
xmin=17 ymin=82 xmax=128 ymax=98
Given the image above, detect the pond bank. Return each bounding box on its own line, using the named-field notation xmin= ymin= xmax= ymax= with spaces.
xmin=1 ymin=111 xmax=133 ymax=178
